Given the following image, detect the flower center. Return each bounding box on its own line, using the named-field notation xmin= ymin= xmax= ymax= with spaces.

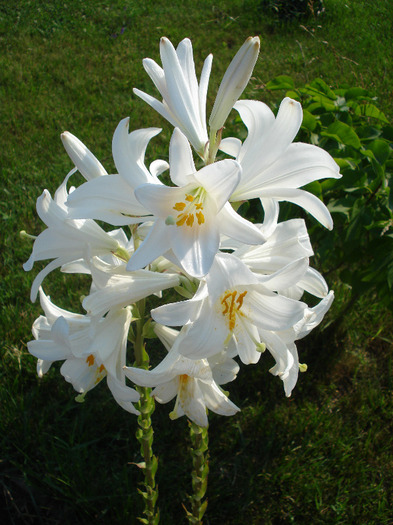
xmin=85 ymin=354 xmax=106 ymax=384
xmin=172 ymin=188 xmax=206 ymax=227
xmin=220 ymin=290 xmax=248 ymax=331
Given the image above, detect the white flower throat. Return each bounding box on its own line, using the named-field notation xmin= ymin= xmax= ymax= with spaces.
xmin=172 ymin=188 xmax=206 ymax=227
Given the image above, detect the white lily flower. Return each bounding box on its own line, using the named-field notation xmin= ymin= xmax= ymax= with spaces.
xmin=154 ymin=324 xmax=240 ymax=386
xmin=23 ymin=171 xmax=124 ymax=302
xmin=269 ymin=291 xmax=335 ymax=396
xmin=134 ymin=37 xmax=212 ymax=158
xmin=61 ymin=131 xmax=108 ymax=180
xmin=209 ymin=36 xmax=260 ymax=133
xmin=152 ymin=252 xmax=307 ymax=365
xmin=127 ymin=128 xmax=264 ymax=278
xmin=82 ymin=256 xmax=180 ymax=318
xmin=66 ymin=119 xmax=168 ymax=225
xmin=124 ymin=324 xmax=240 ymax=427
xmin=27 ymin=289 xmax=140 ymax=414
xmin=221 ymin=97 xmax=342 ymax=229
xmin=227 ymin=218 xmax=329 ymax=300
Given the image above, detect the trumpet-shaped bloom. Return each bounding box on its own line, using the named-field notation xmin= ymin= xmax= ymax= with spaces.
xmin=82 ymin=256 xmax=181 ymax=318
xmin=124 ymin=324 xmax=240 ymax=427
xmin=226 ymin=218 xmax=329 ymax=300
xmin=221 ymin=97 xmax=341 ymax=229
xmin=27 ymin=289 xmax=140 ymax=414
xmin=66 ymin=119 xmax=168 ymax=226
xmin=209 ymin=36 xmax=260 ymax=133
xmin=23 ymin=171 xmax=124 ymax=301
xmin=152 ymin=252 xmax=307 ymax=365
xmin=269 ymin=291 xmax=335 ymax=396
xmin=134 ymin=37 xmax=212 ymax=157
xmin=127 ymin=128 xmax=264 ymax=278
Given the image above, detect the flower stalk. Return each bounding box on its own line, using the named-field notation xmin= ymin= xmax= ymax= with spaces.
xmin=134 ymin=298 xmax=159 ymax=525
xmin=185 ymin=421 xmax=209 ymax=524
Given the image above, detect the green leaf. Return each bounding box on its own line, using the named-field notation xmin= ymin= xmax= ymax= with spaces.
xmin=302 ymin=110 xmax=318 ymax=132
xmin=142 ymin=318 xmax=158 ymax=339
xmin=303 ymin=181 xmax=322 ymax=198
xmin=387 ymin=264 xmax=393 ymax=289
xmin=358 ymin=104 xmax=389 ymax=123
xmin=308 ymin=78 xmax=337 ymax=99
xmin=322 ymin=121 xmax=362 ymax=149
xmin=382 ymin=126 xmax=393 ymax=141
xmin=368 ymin=139 xmax=391 ymax=165
xmin=327 ymin=198 xmax=352 ymax=216
xmin=344 ymin=87 xmax=370 ymax=100
xmin=265 ymin=75 xmax=295 ymax=91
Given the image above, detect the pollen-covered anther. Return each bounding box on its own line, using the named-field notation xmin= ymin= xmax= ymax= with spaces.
xmin=86 ymin=354 xmax=95 ymax=367
xmin=221 ymin=290 xmax=248 ymax=331
xmin=95 ymin=363 xmax=106 ymax=384
xmin=173 ymin=194 xmax=205 ymax=227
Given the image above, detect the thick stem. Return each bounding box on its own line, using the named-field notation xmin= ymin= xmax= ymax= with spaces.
xmin=206 ymin=128 xmax=223 ymax=165
xmin=134 ymin=298 xmax=159 ymax=525
xmin=186 ymin=421 xmax=209 ymax=524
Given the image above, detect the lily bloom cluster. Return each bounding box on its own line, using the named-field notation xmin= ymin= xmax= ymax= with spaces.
xmin=25 ymin=37 xmax=340 ymax=427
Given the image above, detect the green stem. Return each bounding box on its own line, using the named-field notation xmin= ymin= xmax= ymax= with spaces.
xmin=206 ymin=127 xmax=223 ymax=165
xmin=186 ymin=422 xmax=209 ymax=524
xmin=134 ymin=298 xmax=159 ymax=525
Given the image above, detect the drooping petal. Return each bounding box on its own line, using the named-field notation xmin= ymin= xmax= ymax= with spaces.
xmin=126 ymin=221 xmax=171 ymax=272
xmin=198 ymin=381 xmax=240 ymax=416
xmin=297 ymin=267 xmax=329 ymax=298
xmin=245 ymin=287 xmax=306 ymax=332
xmin=256 ymin=187 xmax=334 ymax=230
xmin=152 ymin=380 xmax=179 ymax=403
xmin=235 ymin=320 xmax=262 ymax=364
xmin=217 ymin=203 xmax=266 ymax=245
xmin=219 ymin=137 xmax=242 ymax=158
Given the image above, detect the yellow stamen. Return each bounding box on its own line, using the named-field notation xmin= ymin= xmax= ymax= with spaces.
xmin=172 ymin=188 xmax=206 ymax=228
xmin=86 ymin=354 xmax=95 ymax=367
xmin=176 ymin=214 xmax=188 ymax=226
xmin=196 ymin=211 xmax=205 ymax=225
xmin=220 ymin=290 xmax=248 ymax=331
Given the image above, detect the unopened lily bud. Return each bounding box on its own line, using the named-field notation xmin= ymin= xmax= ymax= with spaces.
xmin=209 ymin=36 xmax=260 ymax=132
xmin=61 ymin=131 xmax=107 ymax=181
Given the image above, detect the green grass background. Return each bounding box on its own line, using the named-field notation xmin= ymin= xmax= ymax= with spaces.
xmin=1 ymin=1 xmax=393 ymax=523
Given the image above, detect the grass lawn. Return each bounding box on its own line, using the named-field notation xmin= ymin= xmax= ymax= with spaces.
xmin=1 ymin=1 xmax=393 ymax=523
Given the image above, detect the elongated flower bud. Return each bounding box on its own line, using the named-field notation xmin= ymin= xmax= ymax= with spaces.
xmin=61 ymin=131 xmax=107 ymax=180
xmin=209 ymin=36 xmax=260 ymax=133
